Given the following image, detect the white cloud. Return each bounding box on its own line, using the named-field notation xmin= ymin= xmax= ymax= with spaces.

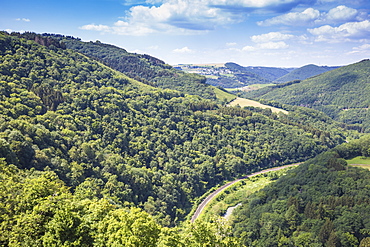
xmin=242 ymin=45 xmax=257 ymax=51
xmin=316 ymin=5 xmax=361 ymax=24
xmin=258 ymin=5 xmax=365 ymax=26
xmin=355 ymin=44 xmax=370 ymax=50
xmin=251 ymin=32 xmax=295 ymax=43
xmin=210 ymin=0 xmax=303 ymax=9
xmin=148 ymin=45 xmax=159 ymax=50
xmin=258 ymin=8 xmax=320 ymax=26
xmin=16 ymin=18 xmax=30 ymax=22
xmin=349 ymin=43 xmax=370 ymax=54
xmin=242 ymin=31 xmax=298 ymax=52
xmin=80 ymin=0 xmax=316 ymax=36
xmin=148 ymin=0 xmax=305 ymax=9
xmin=80 ymin=0 xmax=232 ymax=35
xmin=123 ymin=0 xmax=148 ymax=5
xmin=308 ymin=20 xmax=370 ymax=42
xmin=173 ymin=46 xmax=193 ymax=53
xmin=80 ymin=24 xmax=111 ymax=32
xmin=115 ymin=0 xmax=238 ymax=35
xmin=325 ymin=6 xmax=358 ymax=22
xmin=226 ymin=42 xmax=237 ymax=46
xmin=242 ymin=41 xmax=289 ymax=52
xmin=112 ymin=20 xmax=157 ymax=36
xmin=258 ymin=41 xmax=289 ymax=49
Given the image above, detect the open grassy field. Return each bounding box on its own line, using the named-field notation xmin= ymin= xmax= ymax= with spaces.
xmin=347 ymin=156 xmax=370 ymax=170
xmin=245 ymin=83 xmax=275 ymax=90
xmin=204 ymin=75 xmax=219 ymax=79
xmin=213 ymin=87 xmax=237 ymax=103
xmin=226 ymin=83 xmax=276 ymax=92
xmin=228 ymin=97 xmax=288 ymax=114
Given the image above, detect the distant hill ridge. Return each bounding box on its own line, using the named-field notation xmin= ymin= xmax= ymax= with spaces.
xmin=274 ymin=64 xmax=340 ymax=83
xmin=0 ymin=32 xmax=347 ymax=232
xmin=177 ymin=62 xmax=340 ymax=88
xmin=38 ymin=33 xmax=235 ymax=102
xmin=225 ymin=62 xmax=290 ymax=82
xmin=242 ymin=59 xmax=370 ymax=131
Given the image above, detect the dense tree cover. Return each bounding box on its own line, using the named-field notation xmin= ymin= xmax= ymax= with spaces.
xmin=207 ymin=76 xmax=244 ymax=89
xmin=225 ymin=63 xmax=289 ymax=83
xmin=222 ymin=63 xmax=273 ymax=86
xmin=232 ymin=135 xmax=370 ymax=246
xmin=273 ymin=64 xmax=339 ymax=84
xmin=6 ymin=31 xmax=67 ymax=49
xmin=241 ymin=60 xmax=370 ymax=132
xmin=178 ymin=63 xmax=288 ymax=89
xmin=240 ymin=99 xmax=359 ymax=139
xmin=201 ymin=63 xmax=289 ymax=89
xmin=0 ymin=32 xmax=348 ymax=228
xmin=206 ymin=63 xmax=337 ymax=89
xmin=239 ymin=80 xmax=302 ymax=99
xmin=0 ymin=159 xmax=244 ymax=246
xmin=39 ymin=33 xmax=218 ymax=101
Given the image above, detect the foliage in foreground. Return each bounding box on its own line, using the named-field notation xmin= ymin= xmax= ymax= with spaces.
xmin=241 ymin=59 xmax=370 ymax=132
xmin=0 ymin=159 xmax=243 ymax=246
xmin=232 ymin=135 xmax=370 ymax=246
xmin=52 ymin=34 xmax=218 ymax=101
xmin=0 ymin=31 xmax=369 ymax=246
xmin=0 ymin=32 xmax=346 ymax=226
xmin=199 ymin=167 xmax=295 ymax=223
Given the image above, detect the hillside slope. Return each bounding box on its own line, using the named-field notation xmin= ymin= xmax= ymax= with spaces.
xmin=233 ymin=135 xmax=370 ymax=246
xmin=39 ymin=33 xmax=224 ymax=101
xmin=178 ymin=63 xmax=290 ymax=89
xmin=224 ymin=62 xmax=289 ymax=86
xmin=243 ymin=60 xmax=370 ymax=131
xmin=0 ymin=32 xmax=347 ymax=226
xmin=228 ymin=97 xmax=289 ymax=114
xmin=274 ymin=64 xmax=339 ymax=83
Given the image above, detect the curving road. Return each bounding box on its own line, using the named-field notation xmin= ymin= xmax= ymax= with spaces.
xmin=190 ymin=164 xmax=299 ymax=223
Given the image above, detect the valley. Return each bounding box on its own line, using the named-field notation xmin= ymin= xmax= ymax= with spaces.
xmin=0 ymin=31 xmax=370 ymax=246
xmin=176 ymin=62 xmax=339 ymax=90
xmin=242 ymin=59 xmax=370 ymax=132
xmin=191 ymin=163 xmax=298 ymax=223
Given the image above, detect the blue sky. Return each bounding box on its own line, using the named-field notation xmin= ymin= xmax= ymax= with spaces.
xmin=2 ymin=0 xmax=370 ymax=67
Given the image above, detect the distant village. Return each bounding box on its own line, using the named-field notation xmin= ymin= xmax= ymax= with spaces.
xmin=174 ymin=64 xmax=233 ymax=77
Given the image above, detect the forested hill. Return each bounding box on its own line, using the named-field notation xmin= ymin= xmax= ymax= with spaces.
xmin=0 ymin=29 xmax=348 ymax=234
xmin=205 ymin=62 xmax=336 ymax=89
xmin=232 ymin=135 xmax=370 ymax=246
xmin=225 ymin=62 xmax=290 ymax=82
xmin=242 ymin=59 xmax=370 ymax=132
xmin=38 ymin=33 xmax=221 ymax=101
xmin=274 ymin=64 xmax=339 ymax=83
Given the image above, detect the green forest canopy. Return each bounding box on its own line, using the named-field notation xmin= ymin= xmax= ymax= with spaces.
xmin=1 ymin=31 xmax=369 ymax=246
xmin=241 ymin=59 xmax=370 ymax=132
xmin=51 ymin=33 xmax=220 ymax=101
xmin=0 ymin=31 xmax=348 ymax=224
xmin=232 ymin=135 xmax=370 ymax=246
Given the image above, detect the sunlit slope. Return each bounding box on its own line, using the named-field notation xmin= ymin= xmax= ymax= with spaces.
xmin=245 ymin=59 xmax=370 ymax=130
xmin=0 ymin=32 xmax=345 ymax=227
xmin=274 ymin=64 xmax=338 ymax=83
xmin=53 ymin=35 xmax=220 ymax=101
xmin=228 ymin=97 xmax=288 ymax=114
